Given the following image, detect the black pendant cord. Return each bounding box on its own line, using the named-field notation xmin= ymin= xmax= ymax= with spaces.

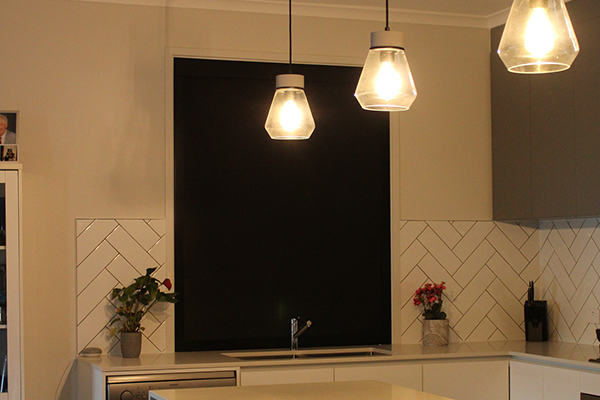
xmin=289 ymin=0 xmax=293 ymax=73
xmin=385 ymin=0 xmax=390 ymax=31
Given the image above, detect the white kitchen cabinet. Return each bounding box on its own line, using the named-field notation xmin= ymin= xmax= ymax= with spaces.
xmin=542 ymin=364 xmax=580 ymax=400
xmin=510 ymin=361 xmax=543 ymax=400
xmin=0 ymin=168 xmax=22 ymax=400
xmin=511 ymin=360 xmax=591 ymax=400
xmin=581 ymin=370 xmax=600 ymax=396
xmin=423 ymin=359 xmax=509 ymax=400
xmin=240 ymin=366 xmax=334 ymax=386
xmin=334 ymin=362 xmax=423 ymax=391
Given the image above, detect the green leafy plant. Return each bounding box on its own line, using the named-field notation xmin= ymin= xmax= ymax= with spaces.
xmin=413 ymin=282 xmax=447 ymax=320
xmin=110 ymin=267 xmax=178 ymax=334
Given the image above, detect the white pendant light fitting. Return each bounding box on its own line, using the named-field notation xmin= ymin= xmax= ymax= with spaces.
xmin=498 ymin=0 xmax=579 ymax=74
xmin=355 ymin=0 xmax=417 ymax=112
xmin=264 ymin=0 xmax=315 ymax=140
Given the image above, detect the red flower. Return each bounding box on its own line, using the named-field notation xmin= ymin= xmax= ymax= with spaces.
xmin=163 ymin=278 xmax=172 ymax=291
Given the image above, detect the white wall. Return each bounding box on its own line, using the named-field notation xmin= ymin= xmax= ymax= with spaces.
xmin=0 ymin=0 xmax=492 ymax=397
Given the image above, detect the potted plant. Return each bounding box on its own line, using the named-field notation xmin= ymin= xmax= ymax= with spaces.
xmin=413 ymin=282 xmax=448 ymax=347
xmin=110 ymin=267 xmax=178 ymax=358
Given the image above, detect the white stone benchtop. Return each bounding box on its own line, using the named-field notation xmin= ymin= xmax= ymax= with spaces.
xmin=78 ymin=340 xmax=600 ymax=374
xmin=148 ymin=380 xmax=453 ymax=400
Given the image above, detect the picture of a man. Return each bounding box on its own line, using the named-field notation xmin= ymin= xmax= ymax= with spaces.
xmin=0 ymin=114 xmax=16 ymax=145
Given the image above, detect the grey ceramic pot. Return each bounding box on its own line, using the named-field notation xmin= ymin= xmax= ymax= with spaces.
xmin=120 ymin=332 xmax=142 ymax=358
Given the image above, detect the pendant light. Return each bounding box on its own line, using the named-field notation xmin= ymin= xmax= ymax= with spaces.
xmin=355 ymin=0 xmax=417 ymax=112
xmin=498 ymin=0 xmax=579 ymax=74
xmin=264 ymin=0 xmax=315 ymax=140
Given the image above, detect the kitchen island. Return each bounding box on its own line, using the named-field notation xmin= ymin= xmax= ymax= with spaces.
xmin=149 ymin=380 xmax=453 ymax=400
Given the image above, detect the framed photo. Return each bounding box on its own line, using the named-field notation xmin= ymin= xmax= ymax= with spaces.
xmin=0 ymin=112 xmax=18 ymax=161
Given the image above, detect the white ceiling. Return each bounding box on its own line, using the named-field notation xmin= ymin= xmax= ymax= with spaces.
xmin=254 ymin=0 xmax=514 ymax=18
xmin=76 ymin=0 xmax=517 ymax=27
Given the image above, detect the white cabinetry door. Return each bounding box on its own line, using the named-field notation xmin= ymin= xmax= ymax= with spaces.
xmin=423 ymin=360 xmax=508 ymax=400
xmin=542 ymin=365 xmax=580 ymax=400
xmin=334 ymin=363 xmax=423 ymax=391
xmin=510 ymin=361 xmax=543 ymax=400
xmin=581 ymin=370 xmax=600 ymax=396
xmin=240 ymin=367 xmax=334 ymax=386
xmin=0 ymin=169 xmax=21 ymax=400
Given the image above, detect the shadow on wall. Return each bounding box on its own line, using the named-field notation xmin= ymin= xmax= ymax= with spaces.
xmin=55 ymin=360 xmax=77 ymax=400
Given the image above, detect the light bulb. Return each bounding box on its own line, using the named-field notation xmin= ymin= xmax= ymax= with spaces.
xmin=265 ymin=74 xmax=315 ymax=140
xmin=525 ymin=7 xmax=555 ymax=57
xmin=280 ymin=100 xmax=301 ymax=132
xmin=375 ymin=62 xmax=401 ymax=101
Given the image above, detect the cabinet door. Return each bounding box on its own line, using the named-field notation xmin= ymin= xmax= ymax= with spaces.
xmin=573 ymin=15 xmax=600 ymax=216
xmin=423 ymin=359 xmax=508 ymax=400
xmin=581 ymin=370 xmax=600 ymax=396
xmin=542 ymin=365 xmax=580 ymax=400
xmin=0 ymin=170 xmax=21 ymax=400
xmin=491 ymin=25 xmax=533 ymax=220
xmin=334 ymin=363 xmax=422 ymax=391
xmin=510 ymin=361 xmax=543 ymax=400
xmin=530 ymin=71 xmax=576 ymax=219
xmin=240 ymin=367 xmax=334 ymax=386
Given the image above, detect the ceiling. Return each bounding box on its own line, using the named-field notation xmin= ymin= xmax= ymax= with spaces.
xmin=248 ymin=0 xmax=515 ymax=18
xmin=77 ymin=0 xmax=521 ymax=28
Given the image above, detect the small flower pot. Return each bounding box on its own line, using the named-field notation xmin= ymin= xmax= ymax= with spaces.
xmin=120 ymin=332 xmax=142 ymax=358
xmin=422 ymin=319 xmax=449 ymax=347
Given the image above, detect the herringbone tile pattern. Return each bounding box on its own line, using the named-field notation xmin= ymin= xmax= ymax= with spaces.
xmin=400 ymin=221 xmax=540 ymax=344
xmin=76 ymin=219 xmax=168 ymax=355
xmin=540 ymin=219 xmax=600 ymax=345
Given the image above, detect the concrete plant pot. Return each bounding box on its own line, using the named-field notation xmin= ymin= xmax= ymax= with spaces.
xmin=120 ymin=332 xmax=142 ymax=358
xmin=422 ymin=319 xmax=449 ymax=347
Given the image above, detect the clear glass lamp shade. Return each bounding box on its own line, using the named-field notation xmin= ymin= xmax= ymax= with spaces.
xmin=265 ymin=75 xmax=315 ymax=140
xmin=355 ymin=44 xmax=417 ymax=111
xmin=498 ymin=0 xmax=579 ymax=74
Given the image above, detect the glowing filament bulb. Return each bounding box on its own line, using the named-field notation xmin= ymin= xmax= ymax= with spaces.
xmin=280 ymin=100 xmax=301 ymax=132
xmin=375 ymin=61 xmax=401 ymax=101
xmin=525 ymin=8 xmax=555 ymax=57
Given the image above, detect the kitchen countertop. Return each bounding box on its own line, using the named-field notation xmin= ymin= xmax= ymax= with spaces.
xmin=78 ymin=340 xmax=600 ymax=374
xmin=148 ymin=380 xmax=453 ymax=400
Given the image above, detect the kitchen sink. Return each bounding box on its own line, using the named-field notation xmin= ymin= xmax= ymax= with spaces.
xmin=222 ymin=347 xmax=393 ymax=361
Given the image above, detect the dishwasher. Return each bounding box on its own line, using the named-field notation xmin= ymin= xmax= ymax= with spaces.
xmin=106 ymin=370 xmax=236 ymax=400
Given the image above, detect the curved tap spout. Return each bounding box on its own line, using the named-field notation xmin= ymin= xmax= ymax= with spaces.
xmin=291 ymin=318 xmax=312 ymax=350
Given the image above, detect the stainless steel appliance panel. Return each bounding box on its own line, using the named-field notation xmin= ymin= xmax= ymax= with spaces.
xmin=107 ymin=370 xmax=236 ymax=400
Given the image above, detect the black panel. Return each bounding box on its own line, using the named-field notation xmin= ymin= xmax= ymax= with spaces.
xmin=174 ymin=58 xmax=391 ymax=351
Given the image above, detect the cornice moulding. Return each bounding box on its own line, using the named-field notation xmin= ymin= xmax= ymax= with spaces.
xmin=73 ymin=0 xmax=513 ymax=28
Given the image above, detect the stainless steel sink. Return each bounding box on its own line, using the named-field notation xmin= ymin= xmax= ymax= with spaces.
xmin=222 ymin=347 xmax=393 ymax=361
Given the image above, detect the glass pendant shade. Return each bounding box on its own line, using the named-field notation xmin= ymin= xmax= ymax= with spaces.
xmin=355 ymin=30 xmax=417 ymax=112
xmin=498 ymin=0 xmax=579 ymax=74
xmin=265 ymin=74 xmax=315 ymax=140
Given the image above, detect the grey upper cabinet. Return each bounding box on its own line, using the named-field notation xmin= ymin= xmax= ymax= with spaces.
xmin=491 ymin=26 xmax=532 ymax=221
xmin=573 ymin=7 xmax=600 ymax=217
xmin=491 ymin=0 xmax=600 ymax=220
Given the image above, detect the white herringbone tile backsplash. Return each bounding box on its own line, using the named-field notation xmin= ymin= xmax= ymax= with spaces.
xmin=540 ymin=219 xmax=600 ymax=345
xmin=76 ymin=219 xmax=169 ymax=355
xmin=399 ymin=221 xmax=540 ymax=344
xmin=400 ymin=219 xmax=600 ymax=346
xmin=75 ymin=217 xmax=600 ymax=351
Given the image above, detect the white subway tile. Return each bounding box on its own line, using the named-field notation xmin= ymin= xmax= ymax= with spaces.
xmin=496 ymin=221 xmax=529 ymax=248
xmin=417 ymin=227 xmax=462 ymax=274
xmin=453 ymin=222 xmax=495 ymax=262
xmin=76 ymin=219 xmax=118 ymax=265
xmin=487 ymin=228 xmax=528 ymax=273
xmin=427 ymin=221 xmax=461 ymax=249
xmin=118 ymin=220 xmax=161 ymax=251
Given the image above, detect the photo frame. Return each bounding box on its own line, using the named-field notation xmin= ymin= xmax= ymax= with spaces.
xmin=0 ymin=112 xmax=18 ymax=161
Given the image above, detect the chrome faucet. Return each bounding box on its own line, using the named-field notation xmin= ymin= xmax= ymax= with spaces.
xmin=291 ymin=317 xmax=312 ymax=351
